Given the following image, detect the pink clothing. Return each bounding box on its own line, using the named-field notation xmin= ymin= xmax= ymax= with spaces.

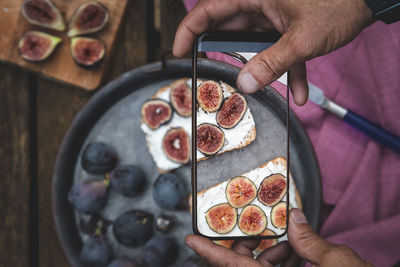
xmin=184 ymin=1 xmax=400 ymax=266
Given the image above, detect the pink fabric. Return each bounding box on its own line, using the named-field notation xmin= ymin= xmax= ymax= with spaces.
xmin=183 ymin=1 xmax=400 ymax=266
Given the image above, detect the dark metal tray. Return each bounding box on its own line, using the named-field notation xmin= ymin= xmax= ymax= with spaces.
xmin=52 ymin=58 xmax=321 ymax=266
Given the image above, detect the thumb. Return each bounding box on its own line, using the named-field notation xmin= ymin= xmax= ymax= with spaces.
xmin=237 ymin=30 xmax=301 ymax=94
xmin=287 ymin=208 xmax=332 ymax=264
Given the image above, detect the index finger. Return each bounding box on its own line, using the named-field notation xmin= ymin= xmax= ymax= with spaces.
xmin=185 ymin=235 xmax=261 ymax=267
xmin=172 ymin=0 xmax=245 ymax=57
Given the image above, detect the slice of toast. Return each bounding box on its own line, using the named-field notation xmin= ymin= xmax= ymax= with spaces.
xmin=140 ymin=78 xmax=256 ymax=173
xmin=190 ymin=157 xmax=302 ymax=238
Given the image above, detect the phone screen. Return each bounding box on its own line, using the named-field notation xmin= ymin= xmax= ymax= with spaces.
xmin=192 ymin=32 xmax=290 ymax=240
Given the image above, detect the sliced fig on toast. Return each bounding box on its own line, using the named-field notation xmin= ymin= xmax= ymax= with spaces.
xmin=238 ymin=205 xmax=267 ymax=235
xmin=225 ymin=176 xmax=257 ymax=208
xmin=196 ymin=123 xmax=225 ymax=155
xmin=170 ymin=80 xmax=192 ymax=117
xmin=216 ymin=93 xmax=247 ymax=129
xmin=255 ymin=229 xmax=278 ymax=252
xmin=205 ymin=203 xmax=237 ymax=234
xmin=162 ymin=128 xmax=190 ymax=164
xmin=197 ymin=80 xmax=223 ymax=112
xmin=257 ymin=174 xmax=287 ymax=207
xmin=141 ymin=99 xmax=172 ymax=130
xmin=271 ymin=202 xmax=287 ymax=229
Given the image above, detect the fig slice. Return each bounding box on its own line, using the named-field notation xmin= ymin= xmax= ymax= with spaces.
xmin=70 ymin=37 xmax=106 ymax=68
xmin=225 ymin=176 xmax=257 ymax=208
xmin=255 ymin=229 xmax=278 ymax=253
xmin=142 ymin=99 xmax=172 ymax=130
xmin=196 ymin=123 xmax=225 ymax=155
xmin=205 ymin=203 xmax=237 ymax=234
xmin=257 ymin=174 xmax=287 ymax=207
xmin=170 ymin=80 xmax=192 ymax=117
xmin=18 ymin=31 xmax=61 ymax=62
xmin=67 ymin=1 xmax=109 ymax=37
xmin=197 ymin=80 xmax=223 ymax=112
xmin=214 ymin=240 xmax=235 ymax=249
xmin=21 ymin=0 xmax=65 ymax=31
xmin=216 ymin=93 xmax=247 ymax=129
xmin=238 ymin=205 xmax=267 ymax=235
xmin=162 ymin=128 xmax=190 ymax=164
xmin=271 ymin=202 xmax=287 ymax=229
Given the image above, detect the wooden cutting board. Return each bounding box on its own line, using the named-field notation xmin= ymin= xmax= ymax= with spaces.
xmin=0 ymin=0 xmax=128 ymax=90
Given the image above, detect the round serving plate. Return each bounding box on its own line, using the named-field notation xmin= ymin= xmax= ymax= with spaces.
xmin=52 ymin=58 xmax=321 ymax=266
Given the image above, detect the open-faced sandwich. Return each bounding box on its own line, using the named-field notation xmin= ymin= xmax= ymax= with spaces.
xmin=189 ymin=157 xmax=302 ymax=255
xmin=140 ymin=78 xmax=256 ymax=173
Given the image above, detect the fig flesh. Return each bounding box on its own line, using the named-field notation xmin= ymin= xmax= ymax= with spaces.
xmin=21 ymin=0 xmax=65 ymax=31
xmin=255 ymin=229 xmax=278 ymax=253
xmin=271 ymin=202 xmax=287 ymax=229
xmin=238 ymin=205 xmax=267 ymax=235
xmin=141 ymin=99 xmax=172 ymax=130
xmin=197 ymin=81 xmax=223 ymax=112
xmin=18 ymin=31 xmax=61 ymax=62
xmin=67 ymin=1 xmax=109 ymax=37
xmin=225 ymin=176 xmax=257 ymax=208
xmin=162 ymin=128 xmax=190 ymax=164
xmin=170 ymin=80 xmax=192 ymax=117
xmin=205 ymin=203 xmax=237 ymax=234
xmin=216 ymin=93 xmax=247 ymax=129
xmin=214 ymin=240 xmax=234 ymax=249
xmin=196 ymin=123 xmax=225 ymax=155
xmin=257 ymin=174 xmax=287 ymax=207
xmin=70 ymin=37 xmax=106 ymax=68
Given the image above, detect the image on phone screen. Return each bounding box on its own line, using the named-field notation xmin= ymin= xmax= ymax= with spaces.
xmin=192 ymin=32 xmax=295 ymax=240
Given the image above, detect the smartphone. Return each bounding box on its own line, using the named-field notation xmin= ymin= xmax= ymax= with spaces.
xmin=191 ymin=31 xmax=290 ymax=241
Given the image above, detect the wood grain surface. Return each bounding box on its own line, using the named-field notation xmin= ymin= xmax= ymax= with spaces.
xmin=0 ymin=64 xmax=32 ymax=266
xmin=0 ymin=0 xmax=128 ymax=90
xmin=0 ymin=0 xmax=187 ymax=266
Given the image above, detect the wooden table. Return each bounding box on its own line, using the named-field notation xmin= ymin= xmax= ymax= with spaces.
xmin=0 ymin=0 xmax=186 ymax=266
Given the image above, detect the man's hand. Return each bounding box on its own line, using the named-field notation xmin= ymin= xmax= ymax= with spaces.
xmin=185 ymin=209 xmax=373 ymax=266
xmin=173 ymin=0 xmax=374 ymax=105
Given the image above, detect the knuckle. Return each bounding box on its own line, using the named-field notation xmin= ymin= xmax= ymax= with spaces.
xmin=253 ymin=54 xmax=285 ymax=81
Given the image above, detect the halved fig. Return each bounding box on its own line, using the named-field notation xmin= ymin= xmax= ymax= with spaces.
xmin=21 ymin=0 xmax=65 ymax=31
xmin=257 ymin=174 xmax=287 ymax=207
xmin=197 ymin=81 xmax=223 ymax=112
xmin=205 ymin=203 xmax=237 ymax=234
xmin=214 ymin=240 xmax=234 ymax=249
xmin=271 ymin=202 xmax=287 ymax=229
xmin=238 ymin=205 xmax=267 ymax=235
xmin=70 ymin=37 xmax=105 ymax=68
xmin=170 ymin=80 xmax=192 ymax=117
xmin=216 ymin=93 xmax=247 ymax=129
xmin=162 ymin=128 xmax=190 ymax=164
xmin=67 ymin=1 xmax=109 ymax=37
xmin=18 ymin=31 xmax=61 ymax=62
xmin=255 ymin=229 xmax=278 ymax=253
xmin=196 ymin=123 xmax=225 ymax=155
xmin=141 ymin=99 xmax=172 ymax=130
xmin=225 ymin=176 xmax=257 ymax=208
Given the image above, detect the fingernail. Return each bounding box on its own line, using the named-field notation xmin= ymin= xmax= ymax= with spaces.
xmin=186 ymin=238 xmax=194 ymax=250
xmin=291 ymin=209 xmax=308 ymax=224
xmin=237 ymin=72 xmax=259 ymax=93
